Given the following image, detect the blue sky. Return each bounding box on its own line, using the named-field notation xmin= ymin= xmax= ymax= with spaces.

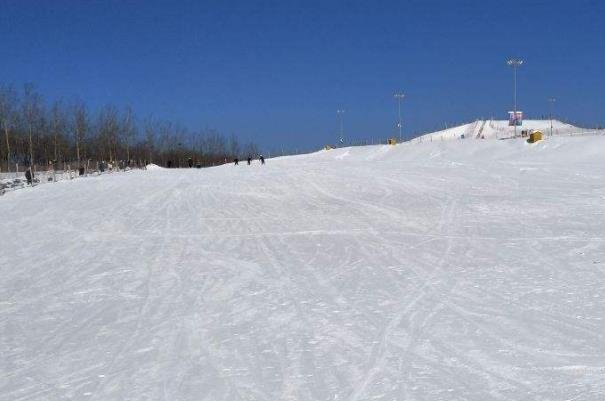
xmin=1 ymin=0 xmax=603 ymax=151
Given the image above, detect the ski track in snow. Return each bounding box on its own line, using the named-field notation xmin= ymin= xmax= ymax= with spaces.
xmin=1 ymin=136 xmax=605 ymax=400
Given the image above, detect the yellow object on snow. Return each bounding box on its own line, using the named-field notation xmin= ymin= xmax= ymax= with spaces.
xmin=528 ymin=131 xmax=543 ymax=143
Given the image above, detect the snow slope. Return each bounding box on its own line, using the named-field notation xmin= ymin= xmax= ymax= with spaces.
xmin=413 ymin=119 xmax=600 ymax=142
xmin=2 ymin=136 xmax=605 ymax=401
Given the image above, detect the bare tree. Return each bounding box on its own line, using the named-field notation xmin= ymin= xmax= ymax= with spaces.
xmin=50 ymin=100 xmax=67 ymax=164
xmin=22 ymin=83 xmax=43 ymax=169
xmin=228 ymin=133 xmax=240 ymax=159
xmin=73 ymin=101 xmax=88 ymax=166
xmin=98 ymin=105 xmax=119 ymax=163
xmin=242 ymin=141 xmax=260 ymax=158
xmin=0 ymin=85 xmax=17 ymax=172
xmin=143 ymin=116 xmax=156 ymax=163
xmin=122 ymin=106 xmax=136 ymax=163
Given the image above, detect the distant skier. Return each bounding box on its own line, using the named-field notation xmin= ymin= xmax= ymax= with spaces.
xmin=234 ymin=158 xmax=239 ymax=165
xmin=259 ymin=155 xmax=265 ymax=165
xmin=25 ymin=168 xmax=33 ymax=185
xmin=247 ymin=156 xmax=251 ymax=165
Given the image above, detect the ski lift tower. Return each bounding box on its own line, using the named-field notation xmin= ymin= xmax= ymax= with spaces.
xmin=548 ymin=97 xmax=556 ymax=136
xmin=394 ymin=93 xmax=405 ymax=142
xmin=337 ymin=109 xmax=345 ymax=145
xmin=507 ymin=57 xmax=524 ymax=137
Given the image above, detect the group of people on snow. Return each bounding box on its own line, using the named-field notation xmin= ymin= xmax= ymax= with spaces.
xmin=234 ymin=155 xmax=265 ymax=166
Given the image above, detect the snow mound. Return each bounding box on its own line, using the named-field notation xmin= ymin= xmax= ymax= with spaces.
xmin=145 ymin=163 xmax=163 ymax=170
xmin=412 ymin=119 xmax=602 ymax=142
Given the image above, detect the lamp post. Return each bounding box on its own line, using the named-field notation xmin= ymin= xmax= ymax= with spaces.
xmin=337 ymin=109 xmax=345 ymax=145
xmin=394 ymin=93 xmax=405 ymax=142
xmin=506 ymin=58 xmax=524 ymax=137
xmin=548 ymin=97 xmax=556 ymax=136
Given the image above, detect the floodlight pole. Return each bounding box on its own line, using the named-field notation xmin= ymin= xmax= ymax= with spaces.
xmin=394 ymin=93 xmax=405 ymax=141
xmin=337 ymin=109 xmax=345 ymax=145
xmin=548 ymin=97 xmax=556 ymax=136
xmin=507 ymin=58 xmax=524 ymax=138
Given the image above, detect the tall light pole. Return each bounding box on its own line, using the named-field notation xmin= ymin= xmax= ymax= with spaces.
xmin=337 ymin=109 xmax=345 ymax=145
xmin=507 ymin=58 xmax=524 ymax=138
xmin=394 ymin=93 xmax=405 ymax=141
xmin=548 ymin=97 xmax=556 ymax=136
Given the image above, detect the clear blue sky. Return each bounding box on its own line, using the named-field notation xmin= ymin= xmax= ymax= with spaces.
xmin=1 ymin=0 xmax=603 ymax=151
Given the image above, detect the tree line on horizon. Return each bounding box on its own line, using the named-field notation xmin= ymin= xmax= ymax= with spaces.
xmin=0 ymin=83 xmax=259 ymax=173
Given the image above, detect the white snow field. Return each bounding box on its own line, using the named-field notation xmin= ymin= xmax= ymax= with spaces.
xmin=412 ymin=119 xmax=602 ymax=142
xmin=2 ymin=135 xmax=605 ymax=401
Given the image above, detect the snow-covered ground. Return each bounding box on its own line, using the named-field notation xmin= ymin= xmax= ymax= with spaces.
xmin=0 ymin=169 xmax=135 ymax=196
xmin=2 ymin=135 xmax=605 ymax=400
xmin=413 ymin=119 xmax=602 ymax=142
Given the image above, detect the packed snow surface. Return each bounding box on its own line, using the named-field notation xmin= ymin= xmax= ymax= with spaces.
xmin=414 ymin=119 xmax=601 ymax=142
xmin=2 ymin=136 xmax=605 ymax=401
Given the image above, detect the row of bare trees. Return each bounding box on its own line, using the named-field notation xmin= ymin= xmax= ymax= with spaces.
xmin=0 ymin=83 xmax=259 ymax=172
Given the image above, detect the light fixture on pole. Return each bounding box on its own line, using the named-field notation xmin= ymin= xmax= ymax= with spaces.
xmin=506 ymin=57 xmax=524 ymax=137
xmin=547 ymin=97 xmax=556 ymax=136
xmin=394 ymin=93 xmax=405 ymax=142
xmin=336 ymin=109 xmax=345 ymax=145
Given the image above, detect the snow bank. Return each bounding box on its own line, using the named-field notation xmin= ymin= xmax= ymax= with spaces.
xmin=145 ymin=163 xmax=163 ymax=170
